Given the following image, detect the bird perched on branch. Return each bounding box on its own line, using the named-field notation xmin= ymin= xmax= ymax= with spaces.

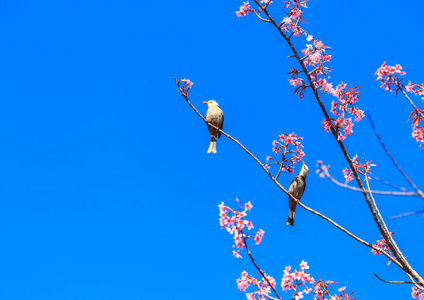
xmin=286 ymin=160 xmax=309 ymax=226
xmin=203 ymin=100 xmax=224 ymax=154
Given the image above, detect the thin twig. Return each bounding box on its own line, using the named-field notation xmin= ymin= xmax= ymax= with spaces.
xmin=253 ymin=10 xmax=272 ymax=23
xmin=275 ymin=148 xmax=288 ymax=181
xmin=373 ymin=176 xmax=408 ymax=192
xmin=390 ymin=210 xmax=424 ymax=220
xmin=320 ymin=167 xmax=419 ymax=197
xmin=397 ymin=83 xmax=424 ymax=118
xmin=290 ymin=283 xmax=298 ymax=300
xmin=367 ymin=109 xmax=424 ymax=199
xmin=374 ymin=274 xmax=415 ymax=284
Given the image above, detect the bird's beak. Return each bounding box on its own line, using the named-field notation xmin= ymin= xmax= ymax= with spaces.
xmin=202 ymin=101 xmax=209 ymax=107
xmin=302 ymin=160 xmax=305 ymax=166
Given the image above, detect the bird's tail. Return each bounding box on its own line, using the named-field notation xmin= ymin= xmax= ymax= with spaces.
xmin=286 ymin=209 xmax=295 ymax=226
xmin=207 ymin=137 xmax=217 ymax=154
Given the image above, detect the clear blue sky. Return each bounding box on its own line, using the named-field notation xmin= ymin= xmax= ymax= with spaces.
xmin=0 ymin=0 xmax=423 ymax=299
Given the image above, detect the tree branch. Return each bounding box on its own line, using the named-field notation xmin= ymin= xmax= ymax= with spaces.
xmin=250 ymin=1 xmax=424 ymax=286
xmin=174 ymin=78 xmax=403 ymax=269
xmin=374 ymin=274 xmax=415 ymax=284
xmin=367 ymin=109 xmax=424 ymax=198
xmin=319 ymin=165 xmax=420 ymax=197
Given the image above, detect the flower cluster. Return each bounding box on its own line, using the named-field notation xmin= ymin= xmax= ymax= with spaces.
xmin=375 ymin=63 xmax=424 ymax=148
xmin=375 ymin=62 xmax=406 ymax=92
xmin=408 ymin=109 xmax=424 ymax=148
xmin=342 ymin=155 xmax=376 ymax=183
xmin=280 ymin=0 xmax=309 ymax=37
xmin=295 ymin=35 xmax=363 ymax=140
xmin=236 ymin=1 xmax=254 ymax=17
xmin=313 ymin=280 xmax=356 ymax=300
xmin=180 ymin=78 xmax=193 ymax=96
xmin=237 ymin=261 xmax=354 ymax=300
xmin=288 ymin=67 xmax=307 ymax=99
xmin=315 ymin=160 xmax=331 ymax=178
xmin=412 ymin=286 xmax=424 ymax=300
xmin=219 ymin=199 xmax=264 ymax=259
xmin=266 ymin=132 xmax=305 ymax=175
xmin=237 ymin=271 xmax=276 ymax=300
xmin=281 ymin=261 xmax=314 ymax=299
xmin=371 ymin=232 xmax=396 ymax=266
xmin=405 ymin=81 xmax=424 ymax=100
xmin=321 ymin=83 xmax=364 ymax=141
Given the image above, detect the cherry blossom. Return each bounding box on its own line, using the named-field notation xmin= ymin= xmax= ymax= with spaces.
xmin=219 ymin=199 xmax=265 ymax=256
xmin=266 ymin=132 xmax=305 ymax=175
xmin=236 ymin=1 xmax=253 ymax=17
xmin=180 ymin=78 xmax=193 ymax=96
xmin=375 ymin=63 xmax=424 ymax=148
xmin=371 ymin=232 xmax=397 ymax=266
xmin=342 ymin=155 xmax=376 ymax=182
xmin=412 ymin=286 xmax=424 ymax=300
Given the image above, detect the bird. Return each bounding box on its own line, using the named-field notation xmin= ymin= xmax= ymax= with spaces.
xmin=203 ymin=100 xmax=224 ymax=154
xmin=286 ymin=160 xmax=309 ymax=226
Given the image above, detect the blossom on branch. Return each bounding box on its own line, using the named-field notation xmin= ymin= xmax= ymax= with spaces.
xmin=375 ymin=63 xmax=424 ymax=148
xmin=375 ymin=62 xmax=405 ymax=92
xmin=219 ymin=199 xmax=265 ymax=258
xmin=236 ymin=1 xmax=253 ymax=17
xmin=266 ymin=132 xmax=305 ymax=175
xmin=180 ymin=78 xmax=193 ymax=96
xmin=280 ymin=0 xmax=309 ymax=36
xmin=342 ymin=155 xmax=376 ymax=182
xmin=372 ymin=232 xmax=397 ymax=267
xmin=412 ymin=286 xmax=424 ymax=300
xmin=237 ymin=271 xmax=276 ymax=300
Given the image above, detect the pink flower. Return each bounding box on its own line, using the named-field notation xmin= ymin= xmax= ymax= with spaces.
xmin=322 ymin=118 xmax=332 ymax=132
xmin=236 ymin=1 xmax=251 ymax=17
xmin=313 ymin=40 xmax=324 ymax=50
xmin=244 ymin=220 xmax=254 ymax=230
xmin=301 ymin=44 xmax=313 ymax=56
xmin=412 ymin=286 xmax=421 ymax=299
xmin=294 ymin=291 xmax=304 ymax=300
xmin=300 ymin=260 xmax=309 ymax=270
xmin=181 ymin=78 xmax=193 ymax=88
xmin=284 ymin=265 xmax=292 ymax=275
xmin=233 ymin=250 xmax=242 ymax=259
xmin=245 ymin=201 xmax=253 ymax=211
xmin=289 ymin=77 xmax=304 ymax=86
xmin=254 ymin=229 xmax=265 ymax=245
xmin=343 ymin=168 xmax=353 ymax=183
xmin=412 ymin=126 xmax=424 ymax=148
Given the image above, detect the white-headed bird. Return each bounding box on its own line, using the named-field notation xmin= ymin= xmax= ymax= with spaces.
xmin=203 ymin=100 xmax=224 ymax=154
xmin=286 ymin=160 xmax=309 ymax=226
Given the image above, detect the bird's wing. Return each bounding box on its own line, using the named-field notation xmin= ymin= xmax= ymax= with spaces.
xmin=218 ymin=110 xmax=224 ymax=138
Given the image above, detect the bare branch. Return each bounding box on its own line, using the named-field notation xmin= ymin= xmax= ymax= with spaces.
xmin=374 ymin=274 xmax=415 ymax=284
xmin=252 ymin=10 xmax=272 ymax=23
xmin=319 ymin=166 xmax=419 ymax=197
xmin=373 ymin=176 xmax=408 ymax=192
xmin=390 ymin=209 xmax=424 ymax=220
xmin=367 ymin=109 xmax=424 ymax=199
